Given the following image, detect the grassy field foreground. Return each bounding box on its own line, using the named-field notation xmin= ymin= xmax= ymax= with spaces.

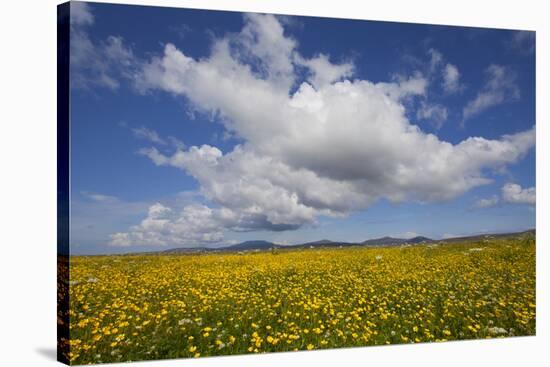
xmin=64 ymin=238 xmax=535 ymax=364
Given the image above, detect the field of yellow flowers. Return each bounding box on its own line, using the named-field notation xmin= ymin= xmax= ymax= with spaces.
xmin=64 ymin=237 xmax=535 ymax=364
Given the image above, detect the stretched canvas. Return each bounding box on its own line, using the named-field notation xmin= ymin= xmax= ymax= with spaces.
xmin=57 ymin=1 xmax=536 ymax=364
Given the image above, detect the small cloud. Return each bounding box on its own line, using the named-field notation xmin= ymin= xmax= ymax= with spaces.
xmin=502 ymin=183 xmax=535 ymax=205
xmin=167 ymin=136 xmax=185 ymax=150
xmin=473 ymin=195 xmax=499 ymax=209
xmin=425 ymin=48 xmax=463 ymax=94
xmin=70 ymin=2 xmax=94 ymax=26
xmin=474 ymin=183 xmax=535 ymax=209
xmin=442 ymin=63 xmax=463 ymax=94
xmin=81 ymin=191 xmax=119 ymax=203
xmin=392 ymin=231 xmax=419 ymax=239
xmin=131 ymin=126 xmax=185 ymax=150
xmin=132 ymin=127 xmax=167 ymax=145
xmin=70 ymin=3 xmax=136 ymax=91
xmin=510 ymin=31 xmax=535 ymax=55
xmin=462 ymin=64 xmax=520 ymax=121
xmin=427 ymin=48 xmax=443 ymax=73
xmin=170 ymin=23 xmax=192 ymax=39
xmin=416 ymin=101 xmax=448 ymax=129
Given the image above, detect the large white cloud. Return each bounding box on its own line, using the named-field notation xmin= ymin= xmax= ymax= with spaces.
xmin=109 ymin=14 xmax=534 ymax=246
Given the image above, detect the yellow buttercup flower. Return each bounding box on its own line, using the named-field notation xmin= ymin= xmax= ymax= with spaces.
xmin=66 ymin=237 xmax=535 ymax=364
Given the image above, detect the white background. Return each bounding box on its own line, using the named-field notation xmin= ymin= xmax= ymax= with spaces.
xmin=0 ymin=0 xmax=547 ymax=366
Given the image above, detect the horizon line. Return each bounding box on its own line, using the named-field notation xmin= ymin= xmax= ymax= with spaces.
xmin=65 ymin=227 xmax=535 ymax=256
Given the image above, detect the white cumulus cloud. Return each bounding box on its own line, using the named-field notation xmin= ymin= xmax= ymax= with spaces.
xmin=110 ymin=203 xmax=224 ymax=247
xmin=501 ymin=183 xmax=535 ymax=205
xmin=474 ymin=182 xmax=535 ymax=209
xmin=108 ymin=14 xmax=534 ymax=247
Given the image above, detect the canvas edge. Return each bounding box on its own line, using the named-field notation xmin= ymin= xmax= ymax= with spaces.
xmin=57 ymin=1 xmax=71 ymax=365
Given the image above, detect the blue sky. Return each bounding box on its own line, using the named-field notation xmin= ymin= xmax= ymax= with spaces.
xmin=68 ymin=1 xmax=535 ymax=255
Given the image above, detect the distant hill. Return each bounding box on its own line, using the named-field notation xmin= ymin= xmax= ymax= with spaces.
xmin=224 ymin=240 xmax=279 ymax=251
xmin=361 ymin=236 xmax=405 ymax=246
xmin=294 ymin=239 xmax=358 ymax=248
xmin=438 ymin=229 xmax=534 ymax=244
xmin=296 ymin=239 xmax=337 ymax=247
xmin=163 ymin=240 xmax=279 ymax=253
xmin=361 ymin=235 xmax=435 ymax=246
xmin=159 ymin=229 xmax=534 ymax=255
xmin=406 ymin=236 xmax=434 ymax=244
xmin=162 ymin=247 xmax=209 ymax=254
xmin=302 ymin=239 xmax=334 ymax=246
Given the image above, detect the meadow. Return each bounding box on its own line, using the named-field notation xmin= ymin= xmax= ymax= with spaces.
xmin=63 ymin=237 xmax=535 ymax=364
